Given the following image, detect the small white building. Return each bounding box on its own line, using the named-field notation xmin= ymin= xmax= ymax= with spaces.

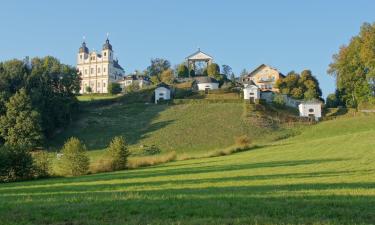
xmin=298 ymin=100 xmax=322 ymax=121
xmin=155 ymin=83 xmax=171 ymax=104
xmin=193 ymin=76 xmax=219 ymax=91
xmin=243 ymin=84 xmax=260 ymax=103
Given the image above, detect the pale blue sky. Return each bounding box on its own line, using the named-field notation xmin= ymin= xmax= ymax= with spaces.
xmin=1 ymin=0 xmax=374 ymax=97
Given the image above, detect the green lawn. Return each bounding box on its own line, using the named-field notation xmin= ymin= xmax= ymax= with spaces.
xmin=77 ymin=94 xmax=121 ymax=101
xmin=50 ymin=102 xmax=290 ymax=157
xmin=1 ymin=115 xmax=374 ymax=224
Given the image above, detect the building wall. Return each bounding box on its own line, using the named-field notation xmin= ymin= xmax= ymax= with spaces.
xmin=244 ymin=65 xmax=283 ymax=92
xmin=298 ymin=103 xmax=322 ymax=120
xmin=77 ymin=48 xmax=123 ymax=94
xmin=243 ymin=86 xmax=260 ymax=100
xmin=155 ymin=87 xmax=171 ymax=103
xmin=197 ymin=83 xmax=219 ymax=91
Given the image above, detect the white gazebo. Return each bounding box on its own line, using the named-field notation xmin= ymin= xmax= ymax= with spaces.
xmin=298 ymin=100 xmax=322 ymax=121
xmin=154 ymin=82 xmax=171 ymax=104
xmin=186 ymin=49 xmax=213 ymax=76
xmin=243 ymin=83 xmax=260 ymax=103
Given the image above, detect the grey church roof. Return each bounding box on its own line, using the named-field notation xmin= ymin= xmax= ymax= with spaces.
xmin=113 ymin=59 xmax=124 ymax=71
xmin=79 ymin=41 xmax=89 ymax=53
xmin=102 ymin=38 xmax=113 ymax=51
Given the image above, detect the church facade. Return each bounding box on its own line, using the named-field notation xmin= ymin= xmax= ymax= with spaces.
xmin=77 ymin=38 xmax=124 ymax=94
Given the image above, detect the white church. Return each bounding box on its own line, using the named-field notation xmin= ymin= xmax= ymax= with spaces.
xmin=77 ymin=38 xmax=125 ymax=94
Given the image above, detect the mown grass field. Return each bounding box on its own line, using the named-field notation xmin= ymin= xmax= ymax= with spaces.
xmin=50 ymin=101 xmax=290 ymax=158
xmin=0 ymin=114 xmax=374 ymax=224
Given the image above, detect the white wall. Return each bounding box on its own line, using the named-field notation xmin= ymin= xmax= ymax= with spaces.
xmin=155 ymin=87 xmax=171 ymax=103
xmin=298 ymin=103 xmax=322 ymax=120
xmin=243 ymin=86 xmax=260 ymax=100
xmin=197 ymin=83 xmax=219 ymax=91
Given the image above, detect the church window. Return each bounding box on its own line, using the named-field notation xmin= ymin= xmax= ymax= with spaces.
xmin=98 ymin=68 xmax=101 ymax=73
xmin=85 ymin=69 xmax=87 ymax=74
xmin=103 ymin=82 xmax=106 ymax=88
xmin=98 ymin=83 xmax=100 ymax=88
xmin=80 ymin=55 xmax=82 ymax=59
xmin=104 ymin=52 xmax=107 ymax=56
xmin=91 ymin=68 xmax=94 ymax=74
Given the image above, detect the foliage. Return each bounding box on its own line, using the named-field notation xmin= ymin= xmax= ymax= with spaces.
xmin=221 ymin=65 xmax=232 ymax=77
xmin=85 ymin=86 xmax=92 ymax=93
xmin=189 ymin=69 xmax=196 ymax=77
xmin=108 ymin=82 xmax=122 ymax=95
xmin=0 ymin=146 xmax=34 ymax=182
xmin=0 ymin=57 xmax=79 ymax=138
xmin=177 ymin=64 xmax=189 ymax=78
xmin=272 ymin=94 xmax=286 ymax=108
xmin=147 ymin=58 xmax=171 ymax=80
xmin=126 ymin=82 xmax=140 ymax=93
xmin=107 ymin=136 xmax=130 ymax=170
xmin=141 ymin=145 xmax=161 ymax=155
xmin=275 ymin=70 xmax=322 ymax=100
xmin=328 ymin=22 xmax=375 ymax=107
xmin=32 ymin=151 xmax=51 ymax=178
xmin=160 ymin=69 xmax=175 ymax=84
xmin=207 ymin=63 xmax=220 ymax=77
xmin=235 ymin=135 xmax=251 ymax=147
xmin=0 ymin=88 xmax=43 ymax=149
xmin=57 ymin=137 xmax=89 ymax=176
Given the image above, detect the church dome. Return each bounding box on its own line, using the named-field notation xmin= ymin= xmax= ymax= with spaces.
xmin=79 ymin=41 xmax=89 ymax=53
xmin=102 ymin=38 xmax=112 ymax=51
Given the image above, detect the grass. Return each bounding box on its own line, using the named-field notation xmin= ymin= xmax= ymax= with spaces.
xmin=49 ymin=101 xmax=291 ymax=158
xmin=0 ymin=114 xmax=374 ymax=224
xmin=77 ymin=94 xmax=121 ymax=101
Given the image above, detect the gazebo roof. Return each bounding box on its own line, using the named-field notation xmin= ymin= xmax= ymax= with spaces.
xmin=186 ymin=49 xmax=213 ymax=61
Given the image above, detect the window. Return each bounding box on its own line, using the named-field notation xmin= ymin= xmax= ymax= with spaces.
xmin=104 ymin=68 xmax=106 ymax=73
xmin=309 ymin=108 xmax=314 ymax=113
xmin=104 ymin=52 xmax=107 ymax=56
xmin=159 ymin=93 xmax=164 ymax=96
xmin=98 ymin=68 xmax=101 ymax=73
xmin=80 ymin=55 xmax=82 ymax=59
xmin=103 ymin=83 xmax=106 ymax=88
xmin=250 ymin=92 xmax=254 ymax=95
xmin=98 ymin=83 xmax=100 ymax=88
xmin=85 ymin=69 xmax=87 ymax=75
xmin=91 ymin=68 xmax=94 ymax=74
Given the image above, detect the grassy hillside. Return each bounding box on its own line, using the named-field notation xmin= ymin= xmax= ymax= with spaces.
xmin=50 ymin=101 xmax=291 ymax=157
xmin=0 ymin=115 xmax=374 ymax=224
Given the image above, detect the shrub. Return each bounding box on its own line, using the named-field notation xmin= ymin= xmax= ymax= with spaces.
xmin=273 ymin=94 xmax=286 ymax=108
xmin=127 ymin=151 xmax=176 ymax=169
xmin=0 ymin=146 xmax=34 ymax=182
xmin=235 ymin=135 xmax=252 ymax=147
xmin=142 ymin=145 xmax=161 ymax=155
xmin=85 ymin=86 xmax=92 ymax=93
xmin=89 ymin=157 xmax=113 ymax=174
xmin=108 ymin=83 xmax=122 ymax=95
xmin=57 ymin=137 xmax=89 ymax=176
xmin=32 ymin=151 xmax=51 ymax=178
xmin=107 ymin=136 xmax=130 ymax=170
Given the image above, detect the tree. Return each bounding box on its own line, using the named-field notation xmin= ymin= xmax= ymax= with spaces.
xmin=85 ymin=86 xmax=92 ymax=93
xmin=177 ymin=64 xmax=189 ymax=78
xmin=221 ymin=65 xmax=232 ymax=77
xmin=0 ymin=146 xmax=34 ymax=182
xmin=328 ymin=22 xmax=375 ymax=107
xmin=147 ymin=58 xmax=171 ymax=77
xmin=108 ymin=82 xmax=122 ymax=95
xmin=160 ymin=69 xmax=175 ymax=84
xmin=275 ymin=70 xmax=322 ymax=100
xmin=189 ymin=69 xmax=196 ymax=77
xmin=207 ymin=63 xmax=220 ymax=77
xmin=0 ymin=88 xmax=43 ymax=149
xmin=57 ymin=137 xmax=89 ymax=176
xmin=240 ymin=69 xmax=249 ymax=80
xmin=107 ymin=136 xmax=130 ymax=170
xmin=230 ymin=73 xmax=236 ymax=83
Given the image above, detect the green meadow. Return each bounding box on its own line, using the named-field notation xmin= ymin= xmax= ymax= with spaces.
xmin=0 ymin=113 xmax=374 ymax=225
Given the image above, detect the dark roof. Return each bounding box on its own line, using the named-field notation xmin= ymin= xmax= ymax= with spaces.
xmin=156 ymin=82 xmax=170 ymax=89
xmin=79 ymin=41 xmax=89 ymax=53
xmin=102 ymin=38 xmax=112 ymax=51
xmin=194 ymin=76 xmax=219 ymax=84
xmin=113 ymin=60 xmax=124 ymax=71
xmin=243 ymin=80 xmax=256 ymax=86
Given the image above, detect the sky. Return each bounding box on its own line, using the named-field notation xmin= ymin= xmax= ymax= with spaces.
xmin=1 ymin=0 xmax=374 ymax=97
